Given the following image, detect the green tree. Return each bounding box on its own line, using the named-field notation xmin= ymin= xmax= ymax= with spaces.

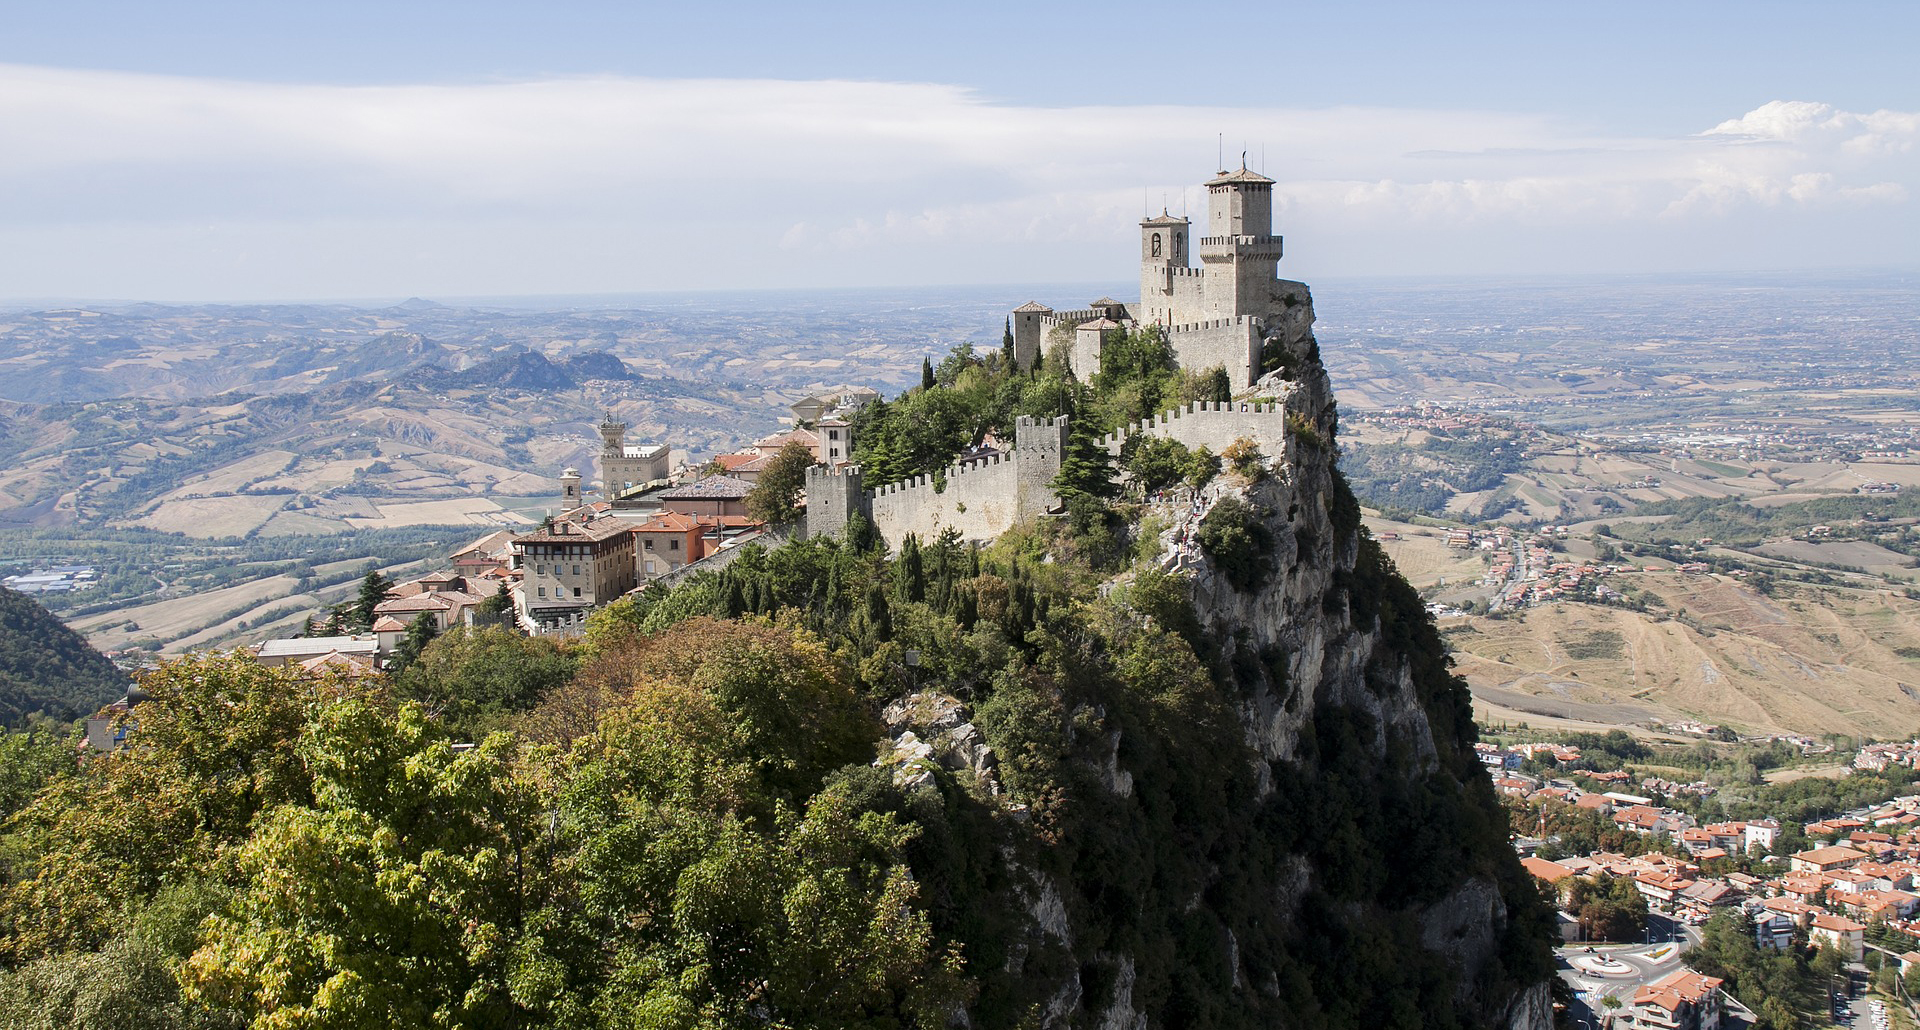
xmin=1565 ymin=874 xmax=1647 ymax=943
xmin=388 ymin=614 xmax=439 ymax=674
xmin=921 ymin=357 xmax=936 ymax=392
xmin=181 ymin=701 xmax=554 ymax=1027
xmin=745 ymin=439 xmax=816 ymax=525
xmin=397 ymin=625 xmax=577 ymax=735
xmin=352 ymin=570 xmax=396 ymax=631
xmin=1124 ymin=436 xmax=1196 ymax=495
xmin=478 ymin=581 xmax=512 ymax=616
xmin=1001 ymin=317 xmax=1014 ymax=367
xmin=1196 ymin=496 xmax=1274 ymax=592
xmin=0 ymin=651 xmax=358 ymax=962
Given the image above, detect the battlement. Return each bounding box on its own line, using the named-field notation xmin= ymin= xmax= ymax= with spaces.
xmin=871 ymin=451 xmax=1009 ymax=499
xmin=1165 ymin=316 xmax=1253 ymax=335
xmin=1162 ymin=266 xmax=1207 ymax=279
xmin=1037 ymin=308 xmax=1109 ymax=330
xmin=1197 ymin=234 xmax=1283 ymax=248
xmin=1015 ymin=414 xmax=1070 ymax=450
xmin=806 ymin=463 xmax=865 ymax=484
xmin=1092 ymin=399 xmax=1288 ymax=452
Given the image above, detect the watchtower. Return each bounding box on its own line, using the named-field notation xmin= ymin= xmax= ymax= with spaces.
xmin=1010 ymin=301 xmax=1053 ymax=371
xmin=560 ymin=467 xmax=581 ymax=506
xmin=1013 ymin=415 xmax=1070 ymax=518
xmin=804 ymin=463 xmax=869 ymax=540
xmin=1198 ymin=163 xmax=1284 ymax=320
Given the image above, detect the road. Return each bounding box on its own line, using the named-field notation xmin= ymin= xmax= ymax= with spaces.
xmin=1557 ymin=912 xmax=1701 ymax=1027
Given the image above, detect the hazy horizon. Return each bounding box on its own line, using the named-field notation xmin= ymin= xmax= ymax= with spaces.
xmin=2 ymin=1 xmax=1915 ymax=301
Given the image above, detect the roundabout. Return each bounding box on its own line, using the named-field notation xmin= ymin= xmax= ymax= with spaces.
xmin=1570 ymin=955 xmax=1635 ymax=977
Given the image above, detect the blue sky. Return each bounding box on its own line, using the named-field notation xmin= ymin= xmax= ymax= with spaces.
xmin=3 ymin=1 xmax=1916 ymax=300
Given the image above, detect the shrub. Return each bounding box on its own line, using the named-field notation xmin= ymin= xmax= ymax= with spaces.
xmin=1197 ymin=497 xmax=1273 ymax=592
xmin=1221 ymin=438 xmax=1266 ymax=480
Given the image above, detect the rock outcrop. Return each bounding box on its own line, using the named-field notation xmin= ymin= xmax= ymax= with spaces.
xmin=927 ymin=286 xmax=1555 ymax=1029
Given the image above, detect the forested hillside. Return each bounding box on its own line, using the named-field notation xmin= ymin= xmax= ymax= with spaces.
xmin=0 ymin=324 xmax=1552 ymax=1028
xmin=0 ymin=586 xmax=126 ymax=724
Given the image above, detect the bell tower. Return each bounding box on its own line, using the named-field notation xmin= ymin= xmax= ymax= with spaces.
xmin=1138 ymin=210 xmax=1190 ymax=326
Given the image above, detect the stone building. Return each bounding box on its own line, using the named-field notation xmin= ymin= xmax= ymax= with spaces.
xmin=598 ymin=414 xmax=670 ymax=497
xmin=1010 ymin=163 xmax=1310 ymax=389
xmin=511 ymin=513 xmax=638 ymax=629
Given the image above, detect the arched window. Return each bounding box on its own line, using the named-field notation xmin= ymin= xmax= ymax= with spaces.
xmin=1151 ymin=233 xmax=1162 ymax=258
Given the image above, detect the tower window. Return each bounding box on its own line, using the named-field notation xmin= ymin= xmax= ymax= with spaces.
xmin=1151 ymin=233 xmax=1162 ymax=258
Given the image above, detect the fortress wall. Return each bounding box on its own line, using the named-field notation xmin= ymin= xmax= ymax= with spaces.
xmin=1037 ymin=308 xmax=1105 ymax=330
xmin=1097 ymin=400 xmax=1292 ymax=464
xmin=868 ymin=415 xmax=1068 ymax=544
xmin=1167 ymin=318 xmax=1262 ymax=387
xmin=870 ymin=453 xmax=1021 ymax=544
xmin=1140 ymin=266 xmax=1212 ymax=328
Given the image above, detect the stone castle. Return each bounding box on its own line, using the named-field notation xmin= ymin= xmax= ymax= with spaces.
xmin=1011 ymin=161 xmax=1311 ymax=389
xmin=808 ymin=164 xmax=1316 ymax=546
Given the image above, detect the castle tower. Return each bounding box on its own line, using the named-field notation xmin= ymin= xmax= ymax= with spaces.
xmin=1198 ymin=163 xmax=1283 ymax=320
xmin=1138 ymin=210 xmax=1191 ymax=326
xmin=560 ymin=467 xmax=581 ymax=506
xmin=598 ymin=413 xmax=626 ymax=458
xmin=1013 ymin=414 xmax=1070 ymax=519
xmin=1010 ymin=301 xmax=1053 ymax=371
xmin=804 ymin=463 xmax=869 ymax=540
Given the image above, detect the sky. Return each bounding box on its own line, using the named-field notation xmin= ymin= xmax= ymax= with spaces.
xmin=2 ymin=0 xmax=1916 ymax=302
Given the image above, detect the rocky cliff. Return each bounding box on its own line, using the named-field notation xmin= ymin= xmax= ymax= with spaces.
xmin=879 ymin=287 xmax=1555 ymax=1029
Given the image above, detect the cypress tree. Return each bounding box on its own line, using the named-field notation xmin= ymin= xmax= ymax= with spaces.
xmin=1002 ymin=318 xmax=1015 ymax=368
xmin=864 ymin=582 xmax=892 ymax=643
xmin=921 ymin=357 xmax=936 ymax=392
xmin=895 ymin=534 xmax=925 ymax=605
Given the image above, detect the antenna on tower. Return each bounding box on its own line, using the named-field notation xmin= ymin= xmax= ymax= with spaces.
xmin=1217 ymin=133 xmax=1223 ymax=171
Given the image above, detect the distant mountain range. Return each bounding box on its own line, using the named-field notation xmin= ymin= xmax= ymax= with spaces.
xmin=0 ymin=294 xmax=1008 ymax=534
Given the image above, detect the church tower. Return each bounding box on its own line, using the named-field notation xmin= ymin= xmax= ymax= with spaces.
xmin=1198 ymin=163 xmax=1283 ymax=319
xmin=1138 ymin=210 xmax=1191 ymax=327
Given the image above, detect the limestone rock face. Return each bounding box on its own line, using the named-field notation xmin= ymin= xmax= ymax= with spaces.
xmin=998 ymin=288 xmax=1552 ymax=1029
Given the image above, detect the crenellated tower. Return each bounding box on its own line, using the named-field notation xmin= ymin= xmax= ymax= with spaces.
xmin=1197 ymin=164 xmax=1284 ymax=320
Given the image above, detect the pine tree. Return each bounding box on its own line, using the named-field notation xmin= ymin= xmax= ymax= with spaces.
xmin=1051 ymin=417 xmax=1119 ymax=505
xmin=352 ymin=570 xmax=396 ymax=632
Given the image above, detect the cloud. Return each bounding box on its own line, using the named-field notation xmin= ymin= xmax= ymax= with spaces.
xmin=0 ymin=63 xmax=1912 ymax=298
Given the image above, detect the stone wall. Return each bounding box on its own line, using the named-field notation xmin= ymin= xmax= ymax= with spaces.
xmin=1164 ymin=317 xmax=1262 ymax=388
xmin=1096 ymin=399 xmax=1292 ymax=462
xmin=809 ymin=415 xmax=1068 ymax=546
xmin=870 ymin=453 xmax=1021 ymax=543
